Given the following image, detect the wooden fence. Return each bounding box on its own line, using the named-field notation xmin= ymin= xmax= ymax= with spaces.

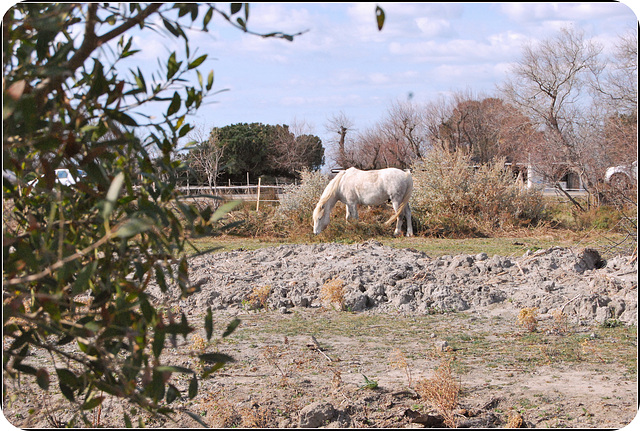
xmin=177 ymin=180 xmax=288 ymax=211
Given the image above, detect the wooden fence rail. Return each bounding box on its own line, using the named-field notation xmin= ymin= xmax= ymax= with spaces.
xmin=176 ymin=183 xmax=289 ymax=211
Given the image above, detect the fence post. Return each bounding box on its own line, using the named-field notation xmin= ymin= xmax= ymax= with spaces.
xmin=256 ymin=177 xmax=262 ymax=212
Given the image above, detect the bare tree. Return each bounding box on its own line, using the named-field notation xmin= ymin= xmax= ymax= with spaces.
xmin=592 ymin=31 xmax=638 ymax=116
xmin=421 ymin=91 xmax=537 ymax=166
xmin=325 ymin=112 xmax=356 ymax=168
xmin=354 ymin=125 xmax=389 ymax=169
xmin=380 ymin=100 xmax=428 ymax=166
xmin=423 ymin=95 xmax=456 ymax=153
xmin=501 ymin=27 xmax=605 ymax=201
xmin=189 ymin=128 xmax=227 ymax=193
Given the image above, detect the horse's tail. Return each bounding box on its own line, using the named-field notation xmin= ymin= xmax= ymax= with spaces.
xmin=384 ymin=172 xmax=413 ymax=226
xmin=314 ymin=170 xmax=346 ymax=219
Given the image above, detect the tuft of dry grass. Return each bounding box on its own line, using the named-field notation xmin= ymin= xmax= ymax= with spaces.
xmin=247 ymin=284 xmax=272 ymax=310
xmin=389 ymin=348 xmax=413 ymax=388
xmin=517 ymin=307 xmax=539 ymax=332
xmin=581 ymin=338 xmax=606 ymax=363
xmin=505 ymin=411 xmax=525 ymax=428
xmin=191 ymin=333 xmax=207 ymax=351
xmin=239 ymin=405 xmax=275 ymax=428
xmin=550 ymin=309 xmax=569 ymax=334
xmin=415 ymin=358 xmax=461 ymax=428
xmin=319 ymin=277 xmax=346 ymax=310
xmin=200 ymin=392 xmax=239 ymax=427
xmin=199 ymin=391 xmax=274 ymax=427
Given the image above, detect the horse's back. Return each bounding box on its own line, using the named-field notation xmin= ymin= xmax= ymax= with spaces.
xmin=339 ymin=167 xmax=411 ymax=205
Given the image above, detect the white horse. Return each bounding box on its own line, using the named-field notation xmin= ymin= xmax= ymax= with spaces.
xmin=313 ymin=167 xmax=413 ymax=237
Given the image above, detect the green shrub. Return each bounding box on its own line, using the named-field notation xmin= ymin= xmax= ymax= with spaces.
xmin=589 ymin=206 xmax=623 ymax=230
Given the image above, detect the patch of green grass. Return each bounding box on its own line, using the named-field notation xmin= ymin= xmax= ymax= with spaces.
xmin=185 ymin=229 xmax=629 ymax=259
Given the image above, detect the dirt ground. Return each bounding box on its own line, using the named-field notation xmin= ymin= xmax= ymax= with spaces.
xmin=2 ymin=242 xmax=638 ymax=428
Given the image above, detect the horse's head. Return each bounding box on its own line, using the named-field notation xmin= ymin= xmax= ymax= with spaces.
xmin=312 ymin=202 xmax=330 ymax=234
xmin=312 ymin=170 xmax=345 ymax=234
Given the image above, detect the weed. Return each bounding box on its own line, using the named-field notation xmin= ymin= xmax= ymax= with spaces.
xmin=247 ymin=285 xmax=272 ymax=310
xmin=415 ymin=358 xmax=461 ymax=428
xmin=389 ymin=348 xmax=413 ymax=388
xmin=191 ymin=334 xmax=207 ymax=351
xmin=517 ymin=307 xmax=539 ymax=332
xmin=240 ymin=405 xmax=275 ymax=427
xmin=328 ymin=364 xmax=343 ymax=391
xmin=361 ymin=374 xmax=379 ymax=390
xmin=262 ymin=345 xmax=288 ymax=381
xmin=602 ymin=318 xmax=623 ymax=328
xmin=506 ymin=411 xmax=525 ymax=428
xmin=550 ymin=309 xmax=569 ymax=334
xmin=320 ymin=277 xmax=346 ymax=310
xmin=581 ymin=338 xmax=606 ymax=363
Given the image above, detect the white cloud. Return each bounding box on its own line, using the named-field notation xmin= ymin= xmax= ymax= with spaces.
xmin=241 ymin=3 xmax=315 ymax=34
xmin=499 ymin=2 xmax=632 ymax=23
xmin=369 ymin=72 xmax=390 ymax=85
xmin=415 ymin=17 xmax=454 ymax=38
xmin=174 ymin=3 xmax=638 ymax=138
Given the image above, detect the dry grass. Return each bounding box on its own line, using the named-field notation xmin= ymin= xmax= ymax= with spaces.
xmin=389 ymin=348 xmax=413 ymax=388
xmin=505 ymin=411 xmax=525 ymax=428
xmin=261 ymin=344 xmax=289 ymax=385
xmin=200 ymin=391 xmax=274 ymax=427
xmin=517 ymin=307 xmax=539 ymax=332
xmin=190 ymin=334 xmax=207 ymax=351
xmin=415 ymin=358 xmax=461 ymax=428
xmin=200 ymin=392 xmax=239 ymax=427
xmin=319 ymin=277 xmax=346 ymax=310
xmin=550 ymin=309 xmax=569 ymax=334
xmin=581 ymin=338 xmax=606 ymax=363
xmin=247 ymin=284 xmax=272 ymax=310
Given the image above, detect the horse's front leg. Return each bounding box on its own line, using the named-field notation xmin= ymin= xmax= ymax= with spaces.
xmin=346 ymin=203 xmax=358 ymax=221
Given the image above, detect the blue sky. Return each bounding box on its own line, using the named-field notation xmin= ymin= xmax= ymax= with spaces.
xmin=6 ymin=2 xmax=637 ymax=162
xmin=159 ymin=2 xmax=636 ymax=144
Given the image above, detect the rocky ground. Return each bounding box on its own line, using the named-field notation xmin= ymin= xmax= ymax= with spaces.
xmin=3 ymin=242 xmax=638 ymax=428
xmin=156 ymin=240 xmax=638 ymax=327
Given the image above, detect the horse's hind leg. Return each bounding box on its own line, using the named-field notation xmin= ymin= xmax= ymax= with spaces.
xmin=405 ymin=205 xmax=413 ymax=237
xmin=392 ymin=201 xmax=403 ymax=236
xmin=394 ymin=217 xmax=403 ymax=237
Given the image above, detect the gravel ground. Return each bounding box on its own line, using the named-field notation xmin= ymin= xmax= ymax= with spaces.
xmin=151 ymin=241 xmax=637 ymax=327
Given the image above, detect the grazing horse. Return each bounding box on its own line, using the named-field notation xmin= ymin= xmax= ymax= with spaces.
xmin=312 ymin=167 xmax=413 ymax=237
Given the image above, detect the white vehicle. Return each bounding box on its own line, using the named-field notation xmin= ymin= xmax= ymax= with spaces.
xmin=605 ymin=160 xmax=637 ymax=188
xmin=2 ymin=169 xmax=17 ymax=184
xmin=28 ymin=168 xmax=87 ymax=187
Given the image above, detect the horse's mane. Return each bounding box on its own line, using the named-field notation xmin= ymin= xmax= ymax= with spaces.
xmin=314 ymin=170 xmax=347 ymax=219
